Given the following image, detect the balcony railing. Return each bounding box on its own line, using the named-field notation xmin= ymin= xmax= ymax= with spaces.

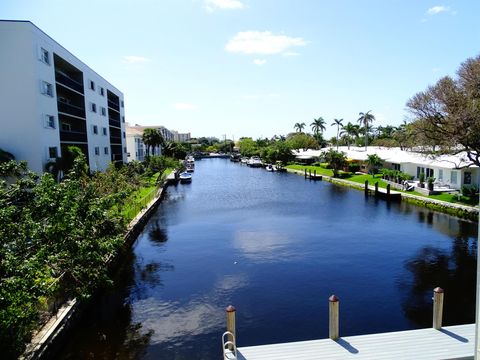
xmin=110 ymin=136 xmax=122 ymax=144
xmin=55 ymin=71 xmax=84 ymax=93
xmin=108 ymin=99 xmax=120 ymax=111
xmin=60 ymin=130 xmax=88 ymax=143
xmin=58 ymin=101 xmax=86 ymax=118
xmin=109 ymin=119 xmax=121 ymax=128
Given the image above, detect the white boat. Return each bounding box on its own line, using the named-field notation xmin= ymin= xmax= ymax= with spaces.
xmin=179 ymin=172 xmax=192 ymax=183
xmin=266 ymin=164 xmax=275 ymax=172
xmin=247 ymin=156 xmax=263 ymax=167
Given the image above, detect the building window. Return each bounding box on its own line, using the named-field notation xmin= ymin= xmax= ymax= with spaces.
xmin=44 ymin=115 xmax=55 ymax=129
xmin=122 ymin=116 xmax=125 ymax=123
xmin=41 ymin=81 xmax=54 ymax=97
xmin=451 ymin=170 xmax=458 ymax=184
xmin=99 ymin=87 xmax=105 ymax=96
xmin=102 ymin=127 xmax=107 ymax=136
xmin=123 ymin=131 xmax=126 ymax=138
xmin=121 ymin=100 xmax=124 ymax=108
xmin=464 ymin=172 xmax=472 ymax=185
xmin=95 ymin=147 xmax=100 ymax=156
xmin=101 ymin=107 xmax=106 ymax=116
xmin=89 ymin=80 xmax=95 ymax=90
xmin=438 ymin=169 xmax=443 ymax=181
xmin=426 ymin=168 xmax=434 ymax=178
xmin=124 ymin=147 xmax=127 ymax=153
xmin=104 ymin=147 xmax=109 ymax=155
xmin=48 ymin=146 xmax=58 ymax=159
xmin=392 ymin=163 xmax=400 ymax=171
xmin=93 ymin=125 xmax=98 ymax=134
xmin=40 ymin=48 xmax=50 ymax=65
xmin=90 ymin=102 xmax=97 ymax=113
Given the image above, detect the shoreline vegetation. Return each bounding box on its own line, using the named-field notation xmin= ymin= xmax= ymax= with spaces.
xmin=0 ymin=149 xmax=180 ymax=359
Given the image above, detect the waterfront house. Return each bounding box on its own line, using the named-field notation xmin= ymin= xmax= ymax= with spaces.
xmin=295 ymin=146 xmax=479 ymax=190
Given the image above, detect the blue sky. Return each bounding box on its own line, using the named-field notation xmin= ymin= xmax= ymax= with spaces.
xmin=2 ymin=0 xmax=479 ymax=139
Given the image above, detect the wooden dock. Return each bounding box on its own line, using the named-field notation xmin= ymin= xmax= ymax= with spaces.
xmin=223 ymin=289 xmax=475 ymax=360
xmin=235 ymin=324 xmax=474 ymax=359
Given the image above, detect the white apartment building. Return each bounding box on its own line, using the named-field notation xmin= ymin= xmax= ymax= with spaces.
xmin=172 ymin=130 xmax=191 ymax=142
xmin=125 ymin=125 xmax=162 ymax=162
xmin=0 ymin=20 xmax=127 ymax=173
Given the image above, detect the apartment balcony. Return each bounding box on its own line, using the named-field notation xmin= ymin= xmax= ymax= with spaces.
xmin=57 ymin=101 xmax=86 ymax=119
xmin=60 ymin=130 xmax=88 ymax=143
xmin=108 ymin=99 xmax=120 ymax=112
xmin=55 ymin=71 xmax=84 ymax=93
xmin=110 ymin=135 xmax=122 ymax=144
xmin=109 ymin=119 xmax=121 ymax=128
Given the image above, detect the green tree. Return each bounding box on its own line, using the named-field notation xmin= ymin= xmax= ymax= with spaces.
xmin=310 ymin=117 xmax=326 ymax=135
xmin=142 ymin=128 xmax=164 ymax=159
xmin=0 ymin=149 xmax=14 ymax=164
xmin=357 ymin=111 xmax=375 ymax=150
xmin=286 ymin=133 xmax=319 ymax=150
xmin=238 ymin=138 xmax=259 ymax=157
xmin=294 ymin=122 xmax=306 ymax=133
xmin=406 ymin=54 xmax=480 ymax=166
xmin=366 ymin=154 xmax=383 ymax=176
xmin=323 ymin=149 xmax=347 ymax=177
xmin=340 ymin=122 xmax=359 ymax=150
xmin=331 ymin=118 xmax=344 ymax=150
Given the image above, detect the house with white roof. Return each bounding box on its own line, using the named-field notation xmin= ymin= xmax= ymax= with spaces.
xmin=295 ymin=146 xmax=479 ymax=190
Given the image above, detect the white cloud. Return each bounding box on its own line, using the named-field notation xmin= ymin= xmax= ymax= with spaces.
xmin=225 ymin=31 xmax=307 ymax=55
xmin=173 ymin=103 xmax=197 ymax=110
xmin=427 ymin=5 xmax=450 ymax=15
xmin=122 ymin=55 xmax=151 ymax=63
xmin=253 ymin=59 xmax=267 ymax=66
xmin=283 ymin=51 xmax=300 ymax=57
xmin=205 ymin=0 xmax=244 ymax=12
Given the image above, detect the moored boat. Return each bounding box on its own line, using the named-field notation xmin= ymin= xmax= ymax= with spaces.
xmin=179 ymin=172 xmax=192 ymax=183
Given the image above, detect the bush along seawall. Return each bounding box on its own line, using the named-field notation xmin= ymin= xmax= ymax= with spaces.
xmin=0 ymin=150 xmax=181 ymax=360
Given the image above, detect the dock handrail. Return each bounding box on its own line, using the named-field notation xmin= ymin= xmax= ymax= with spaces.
xmin=222 ymin=331 xmax=237 ymax=360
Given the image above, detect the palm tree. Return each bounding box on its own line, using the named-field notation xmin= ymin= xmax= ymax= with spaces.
xmin=331 ymin=118 xmax=344 ymax=150
xmin=294 ymin=122 xmax=306 ymax=133
xmin=357 ymin=111 xmax=375 ymax=150
xmin=310 ymin=117 xmax=326 ymax=135
xmin=366 ymin=154 xmax=383 ymax=177
xmin=340 ymin=122 xmax=358 ymax=150
xmin=142 ymin=128 xmax=164 ymax=159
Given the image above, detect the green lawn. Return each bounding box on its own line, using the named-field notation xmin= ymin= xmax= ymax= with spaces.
xmin=286 ymin=164 xmax=477 ymax=206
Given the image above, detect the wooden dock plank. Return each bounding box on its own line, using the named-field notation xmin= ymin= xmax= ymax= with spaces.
xmin=237 ymin=324 xmax=474 ymax=360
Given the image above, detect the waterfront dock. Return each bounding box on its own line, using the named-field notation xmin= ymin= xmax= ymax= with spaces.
xmin=224 ymin=289 xmax=474 ymax=360
xmin=234 ymin=324 xmax=474 ymax=360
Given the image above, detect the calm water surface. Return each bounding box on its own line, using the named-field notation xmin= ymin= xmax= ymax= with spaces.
xmin=58 ymin=158 xmax=478 ymax=359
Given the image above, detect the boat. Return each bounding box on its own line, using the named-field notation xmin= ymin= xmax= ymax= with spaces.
xmin=265 ymin=164 xmax=275 ymax=172
xmin=179 ymin=172 xmax=192 ymax=183
xmin=240 ymin=157 xmax=249 ymax=164
xmin=186 ymin=164 xmax=194 ymax=172
xmin=230 ymin=153 xmax=241 ymax=162
xmin=247 ymin=156 xmax=263 ymax=167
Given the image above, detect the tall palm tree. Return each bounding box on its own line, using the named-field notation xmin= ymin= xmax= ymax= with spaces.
xmin=357 ymin=111 xmax=375 ymax=150
xmin=310 ymin=117 xmax=326 ymax=135
xmin=294 ymin=122 xmax=306 ymax=133
xmin=340 ymin=122 xmax=358 ymax=150
xmin=331 ymin=118 xmax=344 ymax=150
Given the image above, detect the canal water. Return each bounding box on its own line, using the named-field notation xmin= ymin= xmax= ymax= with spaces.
xmin=58 ymin=158 xmax=478 ymax=359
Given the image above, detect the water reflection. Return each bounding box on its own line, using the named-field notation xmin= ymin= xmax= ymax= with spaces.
xmin=233 ymin=230 xmax=293 ymax=263
xmin=400 ymin=217 xmax=477 ymax=328
xmin=148 ymin=221 xmax=168 ymax=244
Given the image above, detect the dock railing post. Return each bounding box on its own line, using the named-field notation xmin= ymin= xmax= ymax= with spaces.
xmin=309 ymin=169 xmax=312 ymax=179
xmin=226 ymin=305 xmax=236 ymax=350
xmin=364 ymin=180 xmax=369 ymax=195
xmin=329 ymin=295 xmax=339 ymax=340
xmin=433 ymin=287 xmax=444 ymax=329
xmin=314 ymin=169 xmax=316 ymax=178
xmin=375 ymin=182 xmax=379 ymax=197
xmin=305 ymin=169 xmax=307 ymax=179
xmin=387 ymin=184 xmax=391 ymax=199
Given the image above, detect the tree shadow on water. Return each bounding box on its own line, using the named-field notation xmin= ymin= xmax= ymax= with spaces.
xmin=399 ymin=233 xmax=477 ymax=328
xmin=149 ymin=221 xmax=168 ymax=245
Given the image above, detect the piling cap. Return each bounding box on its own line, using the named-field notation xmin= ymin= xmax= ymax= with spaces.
xmin=226 ymin=305 xmax=236 ymax=312
xmin=329 ymin=295 xmax=339 ymax=302
xmin=434 ymin=287 xmax=444 ymax=294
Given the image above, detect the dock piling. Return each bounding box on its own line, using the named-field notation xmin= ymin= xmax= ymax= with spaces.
xmin=226 ymin=305 xmax=236 ymax=350
xmin=433 ymin=287 xmax=444 ymax=329
xmin=364 ymin=180 xmax=369 ymax=195
xmin=374 ymin=182 xmax=379 ymax=197
xmin=329 ymin=295 xmax=339 ymax=340
xmin=304 ymin=169 xmax=307 ymax=179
